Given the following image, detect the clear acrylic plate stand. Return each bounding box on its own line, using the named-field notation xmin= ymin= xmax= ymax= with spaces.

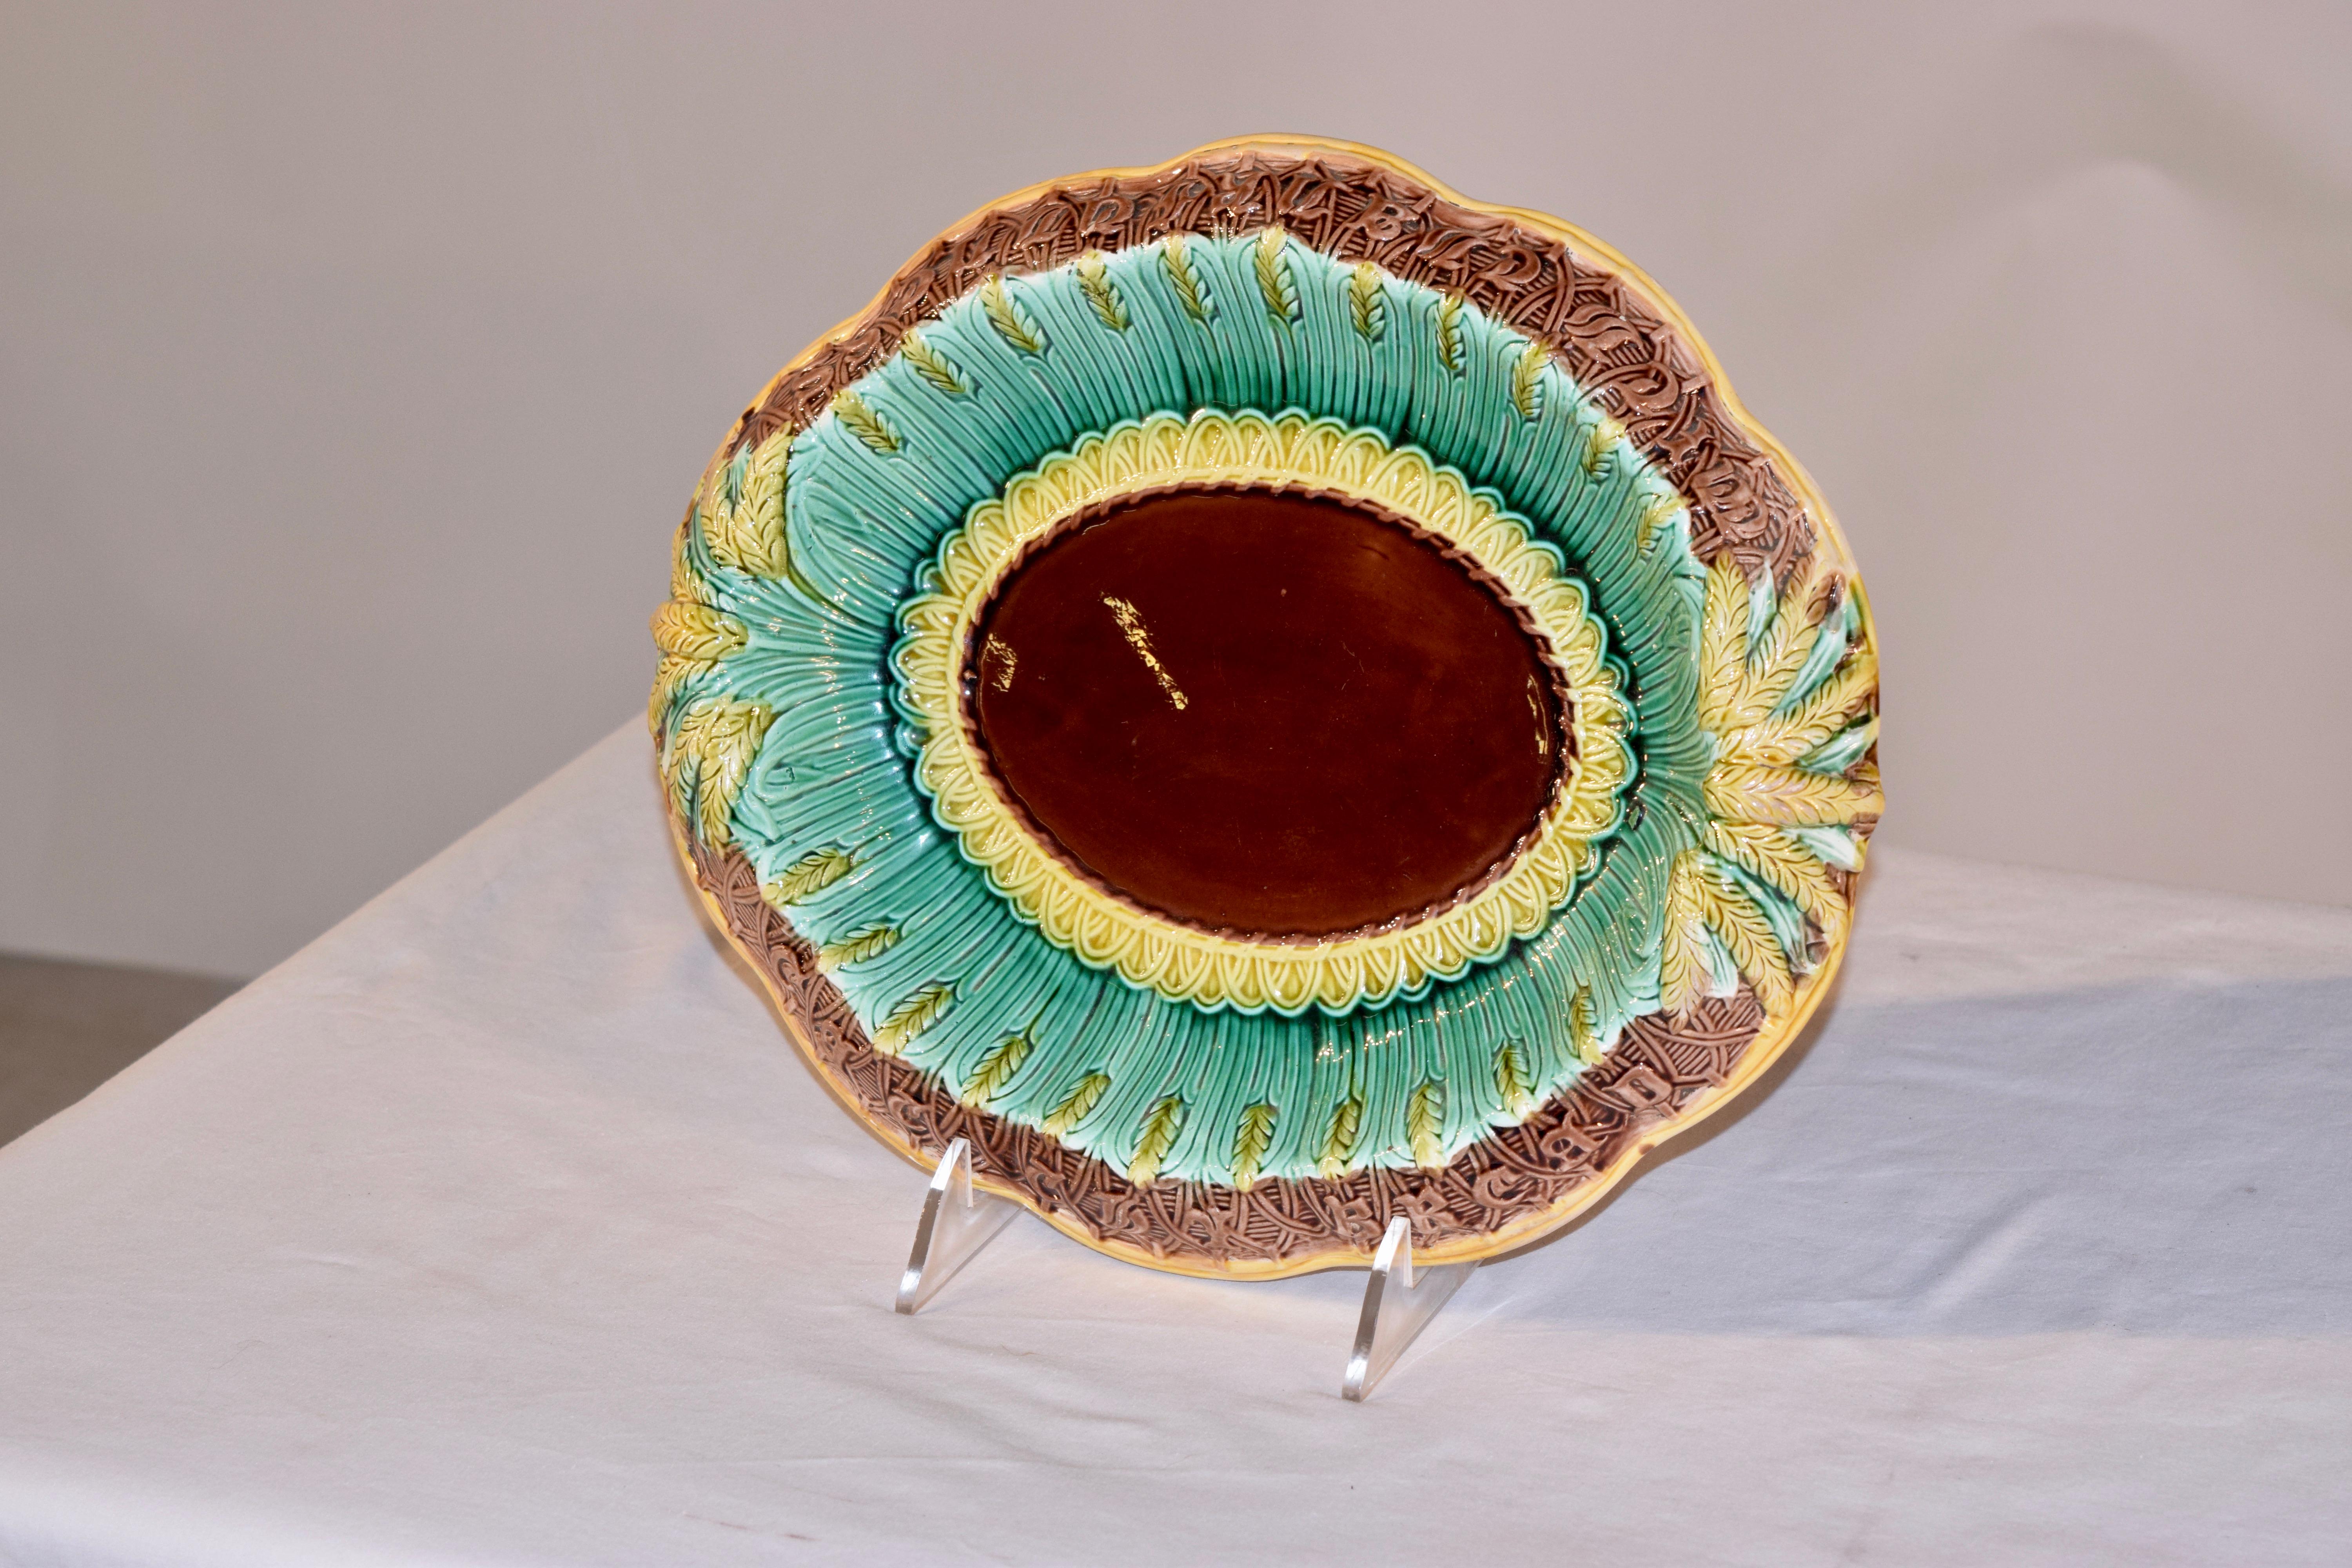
xmin=893 ymin=1137 xmax=1017 ymax=1314
xmin=893 ymin=1144 xmax=1474 ymax=1399
xmin=1341 ymin=1216 xmax=1477 ymax=1401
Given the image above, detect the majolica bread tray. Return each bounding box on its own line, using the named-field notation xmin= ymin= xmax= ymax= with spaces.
xmin=649 ymin=136 xmax=1880 ymax=1278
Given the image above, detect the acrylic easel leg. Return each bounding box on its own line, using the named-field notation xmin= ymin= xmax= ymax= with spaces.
xmin=1341 ymin=1216 xmax=1475 ymax=1401
xmin=895 ymin=1136 xmax=1018 ymax=1314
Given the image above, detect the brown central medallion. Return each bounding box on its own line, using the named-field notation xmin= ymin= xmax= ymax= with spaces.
xmin=965 ymin=488 xmax=1570 ymax=938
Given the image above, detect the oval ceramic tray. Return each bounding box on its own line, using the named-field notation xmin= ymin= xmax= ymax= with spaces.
xmin=650 ymin=136 xmax=1880 ymax=1278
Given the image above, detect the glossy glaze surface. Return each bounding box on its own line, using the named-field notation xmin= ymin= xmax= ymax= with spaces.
xmin=895 ymin=409 xmax=1636 ymax=1019
xmin=650 ymin=166 xmax=1877 ymax=1218
xmin=969 ymin=489 xmax=1565 ymax=937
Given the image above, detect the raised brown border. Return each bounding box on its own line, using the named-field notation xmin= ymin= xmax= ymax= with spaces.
xmin=682 ymin=828 xmax=1773 ymax=1276
xmin=715 ymin=139 xmax=1820 ymax=586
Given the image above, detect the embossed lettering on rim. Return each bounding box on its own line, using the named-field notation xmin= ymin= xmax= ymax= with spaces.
xmin=891 ymin=408 xmax=1632 ymax=1016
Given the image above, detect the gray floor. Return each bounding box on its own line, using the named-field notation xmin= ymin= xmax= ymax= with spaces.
xmin=0 ymin=953 xmax=240 ymax=1148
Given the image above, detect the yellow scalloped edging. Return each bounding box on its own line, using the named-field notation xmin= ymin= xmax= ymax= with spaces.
xmin=893 ymin=408 xmax=1633 ymax=1015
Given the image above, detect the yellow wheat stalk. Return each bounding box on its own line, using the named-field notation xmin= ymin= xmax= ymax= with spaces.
xmin=651 ymin=600 xmax=746 ymax=662
xmin=1658 ymin=851 xmax=1713 ymax=1014
xmin=1408 ymin=1080 xmax=1448 ymax=1169
xmin=1698 ymin=554 xmax=1752 ymax=732
xmin=959 ymin=1026 xmax=1033 ymax=1107
xmin=1435 ymin=291 xmax=1465 ymax=373
xmin=1348 ymin=262 xmax=1384 ymax=340
xmin=1582 ymin=414 xmax=1623 ymax=478
xmin=1704 ymin=821 xmax=1847 ymax=946
xmin=1705 ymin=762 xmax=1884 ymax=828
xmin=1254 ymin=226 xmax=1297 ymax=323
xmin=1231 ymin=1102 xmax=1278 ymax=1190
xmin=870 ymin=981 xmax=955 ymax=1056
xmin=1695 ymin=863 xmax=1794 ymax=1015
xmin=648 ymin=552 xmax=740 ymax=737
xmin=1570 ymin=985 xmax=1602 ymax=1065
xmin=980 ymin=274 xmax=1046 ymax=353
xmin=1494 ymin=1040 xmax=1534 ymax=1117
xmin=761 ymin=846 xmax=854 ymax=908
xmin=1162 ymin=237 xmax=1211 ymax=322
xmin=668 ymin=517 xmax=707 ymax=606
xmin=1316 ymin=1094 xmax=1363 ymax=1180
xmin=648 ymin=657 xmax=701 ymax=735
xmin=1728 ymin=557 xmax=1831 ymax=728
xmin=829 ymin=390 xmax=899 ymax=454
xmin=1076 ymin=251 xmax=1129 ymax=330
xmin=699 ymin=426 xmax=794 ymax=579
xmin=817 ymin=922 xmax=900 ymax=972
xmin=663 ymin=698 xmax=774 ymax=846
xmin=1511 ymin=339 xmax=1547 ymax=419
xmin=1715 ymin=644 xmax=1878 ymax=766
xmin=899 ymin=329 xmax=968 ymax=395
xmin=1636 ymin=493 xmax=1681 ymax=555
xmin=1042 ymin=1072 xmax=1110 ymax=1137
xmin=1127 ymin=1095 xmax=1185 ymax=1184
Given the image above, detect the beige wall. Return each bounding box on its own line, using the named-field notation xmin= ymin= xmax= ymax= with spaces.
xmin=4 ymin=0 xmax=2347 ymax=978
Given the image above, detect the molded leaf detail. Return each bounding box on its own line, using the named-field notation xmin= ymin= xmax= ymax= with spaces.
xmin=960 ymin=1024 xmax=1034 ymax=1107
xmin=1681 ymin=541 xmax=1879 ymax=1020
xmin=1569 ymin=986 xmax=1602 ymax=1064
xmin=980 ymin=275 xmax=1046 ymax=354
xmin=662 ymin=698 xmax=774 ymax=846
xmin=1582 ymin=414 xmax=1623 ymax=478
xmin=649 ymin=659 xmax=699 ymax=735
xmin=650 ymin=588 xmax=735 ymax=732
xmin=1494 ymin=1041 xmax=1534 ymax=1117
xmin=1162 ymin=237 xmax=1212 ymax=322
xmin=1317 ymin=1095 xmax=1363 ymax=1180
xmin=1254 ymin=226 xmax=1298 ymax=323
xmin=1042 ymin=1072 xmax=1110 ymax=1137
xmin=817 ymin=922 xmax=900 ymax=971
xmin=899 ymin=330 xmax=969 ymax=395
xmin=1408 ymin=1080 xmax=1448 ymax=1169
xmin=1231 ymin=1102 xmax=1277 ymax=1190
xmin=762 ymin=846 xmax=855 ymax=908
xmin=1077 ymin=251 xmax=1129 ymax=330
xmin=651 ymin=600 xmax=747 ymax=662
xmin=1511 ymin=339 xmax=1547 ymax=420
xmin=829 ymin=390 xmax=899 ymax=454
xmin=699 ymin=425 xmax=794 ymax=578
xmin=1730 ymin=557 xmax=1831 ymax=728
xmin=1348 ymin=262 xmax=1385 ymax=340
xmin=668 ymin=514 xmax=708 ymax=607
xmin=871 ymin=981 xmax=955 ymax=1056
xmin=1636 ymin=494 xmax=1680 ymax=555
xmin=1704 ymin=763 xmax=1884 ymax=828
xmin=1697 ymin=554 xmax=1751 ymax=733
xmin=1694 ymin=861 xmax=1794 ymax=1014
xmin=1435 ymin=291 xmax=1465 ymax=374
xmin=1127 ymin=1095 xmax=1185 ymax=1185
xmin=1703 ymin=821 xmax=1846 ymax=945
xmin=1659 ymin=852 xmax=1713 ymax=1015
xmin=1716 ymin=646 xmax=1878 ymax=766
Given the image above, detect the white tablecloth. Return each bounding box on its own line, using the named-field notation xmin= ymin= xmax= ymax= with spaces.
xmin=3 ymin=723 xmax=2347 ymax=1566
